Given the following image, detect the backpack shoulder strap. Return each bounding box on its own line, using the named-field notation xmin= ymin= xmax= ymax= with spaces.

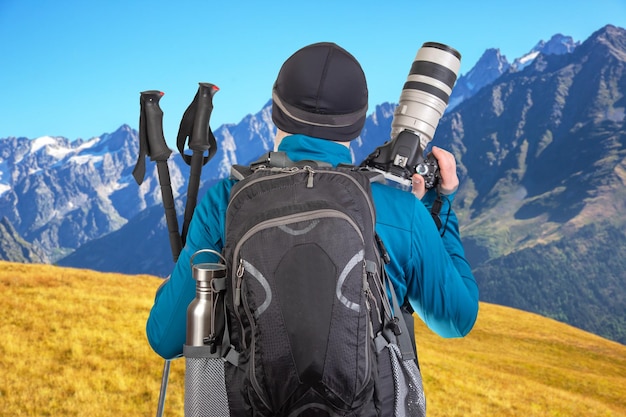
xmin=357 ymin=167 xmax=386 ymax=185
xmin=230 ymin=164 xmax=253 ymax=181
xmin=386 ymin=272 xmax=417 ymax=361
xmin=374 ymin=233 xmax=416 ymax=361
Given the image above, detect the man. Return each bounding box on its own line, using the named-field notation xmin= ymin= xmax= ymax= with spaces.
xmin=146 ymin=42 xmax=479 ymax=361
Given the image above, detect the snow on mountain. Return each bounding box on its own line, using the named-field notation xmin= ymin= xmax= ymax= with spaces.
xmin=513 ymin=34 xmax=580 ymax=71
xmin=514 ymin=50 xmax=540 ymax=70
xmin=29 ymin=135 xmax=97 ymax=161
xmin=30 ymin=136 xmax=60 ymax=153
xmin=0 ymin=161 xmax=10 ymax=196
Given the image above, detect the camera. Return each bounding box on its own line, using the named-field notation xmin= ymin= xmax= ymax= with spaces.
xmin=362 ymin=42 xmax=461 ymax=190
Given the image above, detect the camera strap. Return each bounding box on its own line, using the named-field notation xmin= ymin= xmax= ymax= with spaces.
xmin=430 ymin=191 xmax=451 ymax=236
xmin=430 ymin=193 xmax=443 ymax=229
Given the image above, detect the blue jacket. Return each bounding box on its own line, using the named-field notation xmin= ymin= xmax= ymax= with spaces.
xmin=147 ymin=135 xmax=479 ymax=359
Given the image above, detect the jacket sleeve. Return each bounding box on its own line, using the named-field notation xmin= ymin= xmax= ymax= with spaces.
xmin=145 ymin=179 xmax=234 ymax=359
xmin=411 ymin=189 xmax=479 ymax=337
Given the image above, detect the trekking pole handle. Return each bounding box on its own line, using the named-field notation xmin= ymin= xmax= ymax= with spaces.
xmin=140 ymin=90 xmax=172 ymax=161
xmin=189 ymin=83 xmax=219 ymax=152
xmin=180 ymin=83 xmax=219 ymax=244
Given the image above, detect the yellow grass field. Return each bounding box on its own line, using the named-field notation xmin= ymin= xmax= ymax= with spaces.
xmin=0 ymin=261 xmax=625 ymax=416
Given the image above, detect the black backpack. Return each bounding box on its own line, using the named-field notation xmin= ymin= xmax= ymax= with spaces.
xmin=221 ymin=153 xmax=425 ymax=417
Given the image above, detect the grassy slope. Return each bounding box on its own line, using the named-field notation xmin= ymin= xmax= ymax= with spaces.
xmin=0 ymin=262 xmax=624 ymax=417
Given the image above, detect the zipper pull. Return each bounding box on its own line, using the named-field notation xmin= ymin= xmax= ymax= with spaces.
xmin=305 ymin=166 xmax=315 ymax=188
xmin=364 ymin=284 xmax=376 ymax=339
xmin=235 ymin=259 xmax=244 ymax=306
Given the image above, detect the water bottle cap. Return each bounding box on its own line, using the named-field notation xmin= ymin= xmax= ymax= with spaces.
xmin=192 ymin=262 xmax=226 ymax=281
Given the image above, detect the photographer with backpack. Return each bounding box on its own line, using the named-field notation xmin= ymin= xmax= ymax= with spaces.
xmin=146 ymin=42 xmax=479 ymax=416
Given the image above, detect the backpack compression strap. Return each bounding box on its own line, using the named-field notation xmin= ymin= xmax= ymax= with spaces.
xmin=230 ymin=151 xmax=333 ymax=180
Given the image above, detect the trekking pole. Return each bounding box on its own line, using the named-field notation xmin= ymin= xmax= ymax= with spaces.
xmin=133 ymin=90 xmax=180 ymax=417
xmin=176 ymin=83 xmax=220 ymax=245
xmin=135 ymin=84 xmax=220 ymax=417
xmin=133 ymin=90 xmax=183 ymax=261
xmin=155 ymin=360 xmax=171 ymax=417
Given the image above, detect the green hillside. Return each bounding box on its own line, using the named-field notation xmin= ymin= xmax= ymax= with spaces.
xmin=473 ymin=221 xmax=626 ymax=344
xmin=0 ymin=261 xmax=624 ymax=416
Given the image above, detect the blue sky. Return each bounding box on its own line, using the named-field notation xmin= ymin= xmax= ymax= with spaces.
xmin=1 ymin=0 xmax=625 ymax=148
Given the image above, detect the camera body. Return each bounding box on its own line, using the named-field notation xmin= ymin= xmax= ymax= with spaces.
xmin=364 ymin=130 xmax=440 ymax=190
xmin=415 ymin=150 xmax=440 ymax=189
xmin=362 ymin=42 xmax=461 ymax=191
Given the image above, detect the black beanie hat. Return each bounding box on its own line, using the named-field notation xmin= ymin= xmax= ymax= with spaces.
xmin=272 ymin=42 xmax=368 ymax=141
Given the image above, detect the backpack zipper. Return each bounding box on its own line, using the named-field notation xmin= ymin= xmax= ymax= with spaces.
xmin=227 ymin=167 xmax=299 ymax=213
xmin=364 ymin=276 xmax=382 ymax=333
xmin=233 ymin=258 xmax=273 ymax=411
xmin=228 ymin=166 xmax=377 ymax=230
xmin=235 ymin=259 xmax=244 ymax=307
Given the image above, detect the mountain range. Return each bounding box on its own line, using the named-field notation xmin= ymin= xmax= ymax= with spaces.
xmin=1 ymin=24 xmax=624 ymax=344
xmin=447 ymin=33 xmax=580 ymax=110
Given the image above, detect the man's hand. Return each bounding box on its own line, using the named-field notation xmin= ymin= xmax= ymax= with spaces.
xmin=411 ymin=146 xmax=459 ymax=199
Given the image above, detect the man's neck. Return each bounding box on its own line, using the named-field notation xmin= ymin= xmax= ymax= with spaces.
xmin=274 ymin=129 xmax=351 ymax=151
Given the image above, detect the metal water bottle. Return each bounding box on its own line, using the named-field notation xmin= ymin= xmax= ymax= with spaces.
xmin=184 ymin=249 xmax=230 ymax=417
xmin=186 ymin=259 xmax=223 ymax=346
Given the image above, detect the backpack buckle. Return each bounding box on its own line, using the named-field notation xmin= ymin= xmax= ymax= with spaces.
xmin=387 ymin=316 xmax=402 ymax=336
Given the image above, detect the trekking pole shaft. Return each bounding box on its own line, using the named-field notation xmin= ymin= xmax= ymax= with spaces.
xmin=181 ymin=151 xmax=204 ymax=244
xmin=156 ymin=359 xmax=171 ymax=417
xmin=156 ymin=160 xmax=183 ymax=261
